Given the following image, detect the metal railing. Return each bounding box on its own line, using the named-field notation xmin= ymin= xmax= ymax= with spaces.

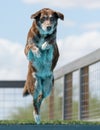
xmin=0 ymin=48 xmax=100 ymax=121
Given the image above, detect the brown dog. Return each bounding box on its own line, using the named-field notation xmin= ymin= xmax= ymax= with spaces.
xmin=23 ymin=8 xmax=64 ymax=124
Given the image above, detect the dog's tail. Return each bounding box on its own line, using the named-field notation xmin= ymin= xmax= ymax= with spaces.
xmin=23 ymin=80 xmax=34 ymax=97
xmin=23 ymin=89 xmax=30 ymax=97
xmin=23 ymin=84 xmax=30 ymax=97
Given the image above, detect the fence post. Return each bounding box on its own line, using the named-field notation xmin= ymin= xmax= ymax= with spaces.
xmin=79 ymin=69 xmax=81 ymax=120
xmin=79 ymin=66 xmax=89 ymax=120
xmin=49 ymin=88 xmax=54 ymax=119
xmin=63 ymin=73 xmax=72 ymax=120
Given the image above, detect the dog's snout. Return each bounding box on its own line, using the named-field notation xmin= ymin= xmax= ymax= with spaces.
xmin=47 ymin=26 xmax=52 ymax=31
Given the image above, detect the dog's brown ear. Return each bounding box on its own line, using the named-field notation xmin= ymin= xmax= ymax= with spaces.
xmin=31 ymin=10 xmax=41 ymax=19
xmin=55 ymin=11 xmax=64 ymax=20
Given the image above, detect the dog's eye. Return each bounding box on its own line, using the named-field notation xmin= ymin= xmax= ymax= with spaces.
xmin=50 ymin=17 xmax=54 ymax=22
xmin=40 ymin=17 xmax=46 ymax=23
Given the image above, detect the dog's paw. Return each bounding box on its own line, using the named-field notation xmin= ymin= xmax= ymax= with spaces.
xmin=31 ymin=47 xmax=41 ymax=58
xmin=33 ymin=111 xmax=41 ymax=124
xmin=41 ymin=42 xmax=50 ymax=50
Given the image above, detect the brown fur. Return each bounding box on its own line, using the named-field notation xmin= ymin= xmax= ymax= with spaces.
xmin=23 ymin=8 xmax=64 ymax=97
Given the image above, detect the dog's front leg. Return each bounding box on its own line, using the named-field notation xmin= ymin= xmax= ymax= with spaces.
xmin=28 ymin=38 xmax=41 ymax=57
xmin=31 ymin=46 xmax=41 ymax=58
xmin=41 ymin=41 xmax=51 ymax=50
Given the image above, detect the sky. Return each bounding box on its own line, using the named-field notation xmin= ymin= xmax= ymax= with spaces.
xmin=0 ymin=0 xmax=100 ymax=80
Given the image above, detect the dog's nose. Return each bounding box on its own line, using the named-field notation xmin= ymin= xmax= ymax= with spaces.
xmin=47 ymin=26 xmax=51 ymax=31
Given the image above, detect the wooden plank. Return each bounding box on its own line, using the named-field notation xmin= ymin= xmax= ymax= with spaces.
xmin=54 ymin=48 xmax=100 ymax=80
xmin=80 ymin=66 xmax=89 ymax=120
xmin=0 ymin=124 xmax=100 ymax=130
xmin=0 ymin=81 xmax=25 ymax=88
xmin=63 ymin=73 xmax=72 ymax=120
xmin=49 ymin=88 xmax=54 ymax=119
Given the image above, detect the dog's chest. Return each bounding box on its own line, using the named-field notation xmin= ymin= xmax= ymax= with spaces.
xmin=28 ymin=46 xmax=54 ymax=78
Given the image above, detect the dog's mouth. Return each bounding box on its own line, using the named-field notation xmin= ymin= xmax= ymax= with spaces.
xmin=37 ymin=19 xmax=56 ymax=35
xmin=40 ymin=25 xmax=54 ymax=35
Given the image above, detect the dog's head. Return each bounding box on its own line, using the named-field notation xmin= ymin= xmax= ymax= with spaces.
xmin=31 ymin=8 xmax=64 ymax=35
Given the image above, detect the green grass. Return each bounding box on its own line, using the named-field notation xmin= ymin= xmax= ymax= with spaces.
xmin=0 ymin=120 xmax=100 ymax=125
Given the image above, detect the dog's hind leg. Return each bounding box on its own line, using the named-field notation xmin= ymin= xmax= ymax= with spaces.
xmin=33 ymin=75 xmax=54 ymax=124
xmin=33 ymin=94 xmax=43 ymax=124
xmin=33 ymin=77 xmax=43 ymax=124
xmin=42 ymin=75 xmax=54 ymax=98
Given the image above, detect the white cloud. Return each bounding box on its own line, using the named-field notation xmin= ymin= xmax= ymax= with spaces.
xmin=22 ymin=0 xmax=100 ymax=9
xmin=0 ymin=39 xmax=28 ymax=80
xmin=82 ymin=22 xmax=100 ymax=30
xmin=57 ymin=31 xmax=100 ymax=68
xmin=64 ymin=19 xmax=76 ymax=28
xmin=0 ymin=31 xmax=100 ymax=79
